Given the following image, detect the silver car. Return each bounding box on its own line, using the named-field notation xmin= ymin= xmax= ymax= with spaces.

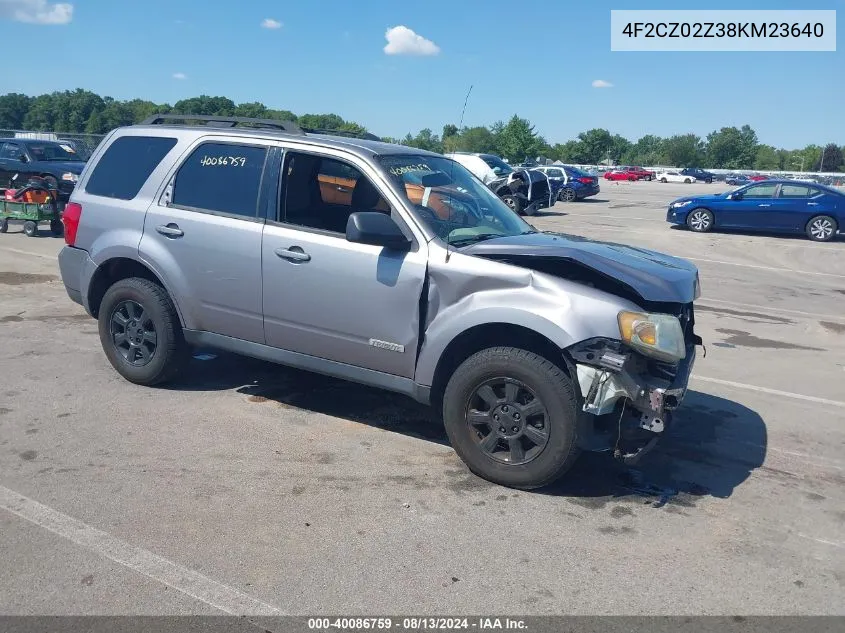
xmin=57 ymin=115 xmax=703 ymax=489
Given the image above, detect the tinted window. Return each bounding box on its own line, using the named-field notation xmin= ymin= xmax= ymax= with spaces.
xmin=742 ymin=183 xmax=777 ymax=199
xmin=86 ymin=136 xmax=177 ymax=200
xmin=172 ymin=142 xmax=268 ymax=218
xmin=0 ymin=143 xmax=23 ymax=160
xmin=779 ymin=184 xmax=811 ymax=198
xmin=809 ymin=188 xmax=826 ymax=198
xmin=564 ymin=166 xmax=590 ymax=178
xmin=481 ymin=155 xmax=513 ymax=174
xmin=547 ymin=169 xmax=563 ymax=178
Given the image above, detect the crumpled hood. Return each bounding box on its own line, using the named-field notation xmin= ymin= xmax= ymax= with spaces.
xmin=462 ymin=231 xmax=700 ymax=303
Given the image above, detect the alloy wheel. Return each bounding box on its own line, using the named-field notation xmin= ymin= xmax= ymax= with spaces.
xmin=465 ymin=377 xmax=550 ymax=465
xmin=109 ymin=300 xmax=157 ymax=366
xmin=810 ymin=218 xmax=834 ymax=241
xmin=689 ymin=210 xmax=711 ymax=231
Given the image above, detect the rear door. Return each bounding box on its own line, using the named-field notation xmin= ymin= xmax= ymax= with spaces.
xmin=139 ymin=139 xmax=271 ymax=343
xmin=770 ymin=183 xmax=814 ymax=230
xmin=261 ymin=149 xmax=427 ymax=378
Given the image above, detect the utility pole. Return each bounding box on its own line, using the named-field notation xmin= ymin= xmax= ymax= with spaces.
xmin=818 ymin=146 xmax=825 ymax=173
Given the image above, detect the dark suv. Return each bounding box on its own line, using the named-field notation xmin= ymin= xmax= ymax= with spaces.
xmin=0 ymin=139 xmax=87 ymax=200
xmin=679 ymin=168 xmax=714 ymax=184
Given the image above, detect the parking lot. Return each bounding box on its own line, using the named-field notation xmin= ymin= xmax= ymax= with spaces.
xmin=1 ymin=179 xmax=843 ymax=616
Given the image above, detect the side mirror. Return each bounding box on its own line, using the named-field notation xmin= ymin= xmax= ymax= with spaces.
xmin=346 ymin=212 xmax=411 ymax=251
xmin=728 ymin=192 xmax=742 ymax=200
xmin=18 ymin=154 xmax=28 ymax=163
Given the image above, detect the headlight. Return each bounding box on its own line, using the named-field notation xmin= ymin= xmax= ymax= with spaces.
xmin=61 ymin=172 xmax=78 ymax=182
xmin=618 ymin=311 xmax=686 ymax=362
xmin=671 ymin=200 xmax=691 ymax=208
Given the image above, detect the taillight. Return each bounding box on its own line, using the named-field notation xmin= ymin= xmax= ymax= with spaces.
xmin=578 ymin=177 xmax=593 ymax=184
xmin=62 ymin=202 xmax=82 ymax=246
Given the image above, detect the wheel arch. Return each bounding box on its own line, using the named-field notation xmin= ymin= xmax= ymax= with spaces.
xmin=87 ymin=257 xmax=186 ymax=327
xmin=425 ymin=322 xmax=571 ymax=413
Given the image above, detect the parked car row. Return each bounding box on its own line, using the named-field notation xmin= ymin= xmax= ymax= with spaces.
xmin=0 ymin=137 xmax=87 ymax=200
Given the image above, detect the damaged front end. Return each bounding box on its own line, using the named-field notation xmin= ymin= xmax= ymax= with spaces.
xmin=564 ymin=303 xmax=701 ymax=464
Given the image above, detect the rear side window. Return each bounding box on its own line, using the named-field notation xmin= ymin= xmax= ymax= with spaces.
xmin=171 ymin=142 xmax=268 ymax=218
xmin=86 ymin=136 xmax=177 ymax=200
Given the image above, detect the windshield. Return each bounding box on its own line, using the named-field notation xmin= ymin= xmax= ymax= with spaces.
xmin=27 ymin=142 xmax=84 ymax=162
xmin=379 ymin=155 xmax=534 ymax=245
xmin=480 ymin=155 xmax=514 ymax=176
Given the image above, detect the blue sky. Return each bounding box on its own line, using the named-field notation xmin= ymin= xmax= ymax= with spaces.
xmin=0 ymin=0 xmax=842 ymax=148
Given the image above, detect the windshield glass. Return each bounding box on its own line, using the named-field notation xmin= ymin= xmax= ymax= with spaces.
xmin=27 ymin=142 xmax=83 ymax=162
xmin=380 ymin=154 xmax=534 ymax=245
xmin=480 ymin=155 xmax=514 ymax=175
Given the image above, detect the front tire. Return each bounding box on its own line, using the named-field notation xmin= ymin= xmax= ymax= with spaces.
xmin=500 ymin=194 xmax=524 ymax=215
xmin=442 ymin=347 xmax=579 ymax=490
xmin=23 ymin=221 xmax=38 ymax=237
xmin=806 ymin=215 xmax=837 ymax=242
xmin=559 ymin=187 xmax=577 ymax=202
xmin=98 ymin=277 xmax=187 ymax=386
xmin=0 ymin=218 xmax=8 ymax=233
xmin=684 ymin=178 xmax=692 ymax=183
xmin=660 ymin=178 xmax=667 ymax=183
xmin=687 ymin=208 xmax=714 ymax=233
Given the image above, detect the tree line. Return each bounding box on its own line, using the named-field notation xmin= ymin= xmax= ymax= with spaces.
xmin=1 ymin=89 xmax=842 ymax=172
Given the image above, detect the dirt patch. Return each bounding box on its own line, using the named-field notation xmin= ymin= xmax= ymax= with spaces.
xmin=715 ymin=329 xmax=824 ymax=351
xmin=696 ymin=305 xmax=793 ymax=325
xmin=0 ymin=272 xmax=57 ymax=285
xmin=820 ymin=321 xmax=845 ymax=335
xmin=0 ymin=315 xmax=24 ymax=323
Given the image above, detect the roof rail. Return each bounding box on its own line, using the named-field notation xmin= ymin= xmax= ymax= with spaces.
xmin=301 ymin=127 xmax=382 ymax=142
xmin=138 ymin=114 xmax=304 ymax=134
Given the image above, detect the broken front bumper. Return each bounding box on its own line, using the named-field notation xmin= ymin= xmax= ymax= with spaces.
xmin=566 ymin=338 xmax=697 ymax=463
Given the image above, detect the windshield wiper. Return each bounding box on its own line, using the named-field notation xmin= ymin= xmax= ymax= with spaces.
xmin=449 ymin=233 xmax=506 ymax=247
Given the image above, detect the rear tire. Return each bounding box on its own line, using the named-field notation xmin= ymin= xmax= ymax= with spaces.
xmin=687 ymin=208 xmax=714 ymax=233
xmin=0 ymin=218 xmax=8 ymax=233
xmin=559 ymin=187 xmax=577 ymax=202
xmin=442 ymin=347 xmax=580 ymax=490
xmin=50 ymin=219 xmax=63 ymax=236
xmin=98 ymin=277 xmax=187 ymax=386
xmin=23 ymin=221 xmax=38 ymax=237
xmin=806 ymin=215 xmax=837 ymax=242
xmin=684 ymin=178 xmax=692 ymax=183
xmin=660 ymin=178 xmax=667 ymax=183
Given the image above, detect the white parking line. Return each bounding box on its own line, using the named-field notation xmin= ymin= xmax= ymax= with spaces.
xmin=688 ymin=257 xmax=845 ymax=279
xmin=697 ymin=297 xmax=845 ymax=322
xmin=0 ymin=485 xmax=285 ymax=616
xmin=0 ymin=246 xmax=56 ymax=261
xmin=692 ymin=375 xmax=845 ymax=409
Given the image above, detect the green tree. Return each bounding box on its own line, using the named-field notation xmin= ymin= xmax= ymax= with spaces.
xmin=816 ymin=143 xmax=844 ymax=172
xmin=609 ymin=134 xmax=632 ymax=163
xmin=575 ymin=128 xmax=613 ymax=164
xmin=552 ymin=140 xmax=588 ymax=164
xmin=495 ymin=115 xmax=543 ymax=163
xmin=173 ymin=96 xmax=236 ymax=116
xmin=441 ymin=124 xmax=458 ymax=141
xmin=0 ymin=93 xmax=33 ymax=129
xmin=754 ymin=145 xmax=780 ymax=170
xmin=22 ymin=93 xmax=58 ymax=130
xmin=623 ymin=134 xmax=665 ymax=166
xmin=662 ymin=134 xmax=704 ymax=167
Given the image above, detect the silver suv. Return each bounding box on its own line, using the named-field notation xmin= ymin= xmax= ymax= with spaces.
xmin=58 ymin=115 xmax=703 ymax=489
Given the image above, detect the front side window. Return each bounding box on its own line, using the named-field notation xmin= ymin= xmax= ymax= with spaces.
xmin=27 ymin=142 xmax=84 ymax=162
xmin=481 ymin=155 xmax=513 ymax=176
xmin=172 ymin=142 xmax=268 ymax=218
xmin=380 ymin=154 xmax=533 ymax=246
xmin=741 ymin=183 xmax=777 ymax=199
xmin=280 ymin=153 xmax=390 ymax=234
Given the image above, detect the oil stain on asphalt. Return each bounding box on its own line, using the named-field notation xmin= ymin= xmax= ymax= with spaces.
xmin=0 ymin=272 xmax=57 ymax=285
xmin=715 ymin=328 xmax=824 ymax=351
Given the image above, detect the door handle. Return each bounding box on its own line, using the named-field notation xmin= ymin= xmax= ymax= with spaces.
xmin=275 ymin=247 xmax=311 ymax=262
xmin=156 ymin=223 xmax=184 ymax=238
xmin=336 ymin=186 xmax=349 ymax=192
xmin=808 ymin=202 xmax=819 ymax=206
xmin=757 ymin=204 xmax=771 ymax=207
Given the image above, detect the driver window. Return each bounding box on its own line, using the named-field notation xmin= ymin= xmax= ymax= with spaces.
xmin=742 ymin=183 xmax=777 ymax=199
xmin=280 ymin=153 xmax=390 ymax=234
xmin=0 ymin=143 xmax=22 ymax=160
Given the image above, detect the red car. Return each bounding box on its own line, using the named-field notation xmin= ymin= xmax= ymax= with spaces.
xmin=603 ymin=166 xmax=655 ymax=181
xmin=748 ymin=174 xmax=769 ymax=181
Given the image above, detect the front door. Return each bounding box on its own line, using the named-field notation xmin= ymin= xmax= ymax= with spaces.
xmin=0 ymin=142 xmax=30 ymax=189
xmin=139 ymin=140 xmax=271 ymax=343
xmin=261 ymin=151 xmax=427 ymax=378
xmin=722 ymin=182 xmax=779 ymax=228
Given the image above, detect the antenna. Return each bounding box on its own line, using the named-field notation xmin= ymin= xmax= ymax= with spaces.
xmin=446 ymin=84 xmax=473 ymax=263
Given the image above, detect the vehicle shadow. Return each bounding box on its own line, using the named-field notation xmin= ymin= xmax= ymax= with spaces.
xmin=165 ymin=355 xmax=766 ymax=502
xmin=668 ymin=224 xmax=844 ymax=243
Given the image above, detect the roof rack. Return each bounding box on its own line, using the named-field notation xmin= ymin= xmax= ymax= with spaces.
xmin=139 ymin=114 xmax=304 ymax=134
xmin=301 ymin=127 xmax=382 ymax=142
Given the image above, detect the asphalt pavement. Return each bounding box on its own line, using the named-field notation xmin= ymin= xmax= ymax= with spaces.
xmin=1 ymin=180 xmax=843 ymax=616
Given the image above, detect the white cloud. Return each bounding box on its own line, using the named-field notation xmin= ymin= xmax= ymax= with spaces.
xmin=0 ymin=0 xmax=73 ymax=24
xmin=261 ymin=18 xmax=282 ymax=29
xmin=592 ymin=79 xmax=613 ymax=88
xmin=172 ymin=72 xmax=187 ymax=80
xmin=383 ymin=25 xmax=440 ymax=56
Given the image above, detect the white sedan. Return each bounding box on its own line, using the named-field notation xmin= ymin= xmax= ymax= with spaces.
xmin=656 ymin=170 xmax=695 ymax=183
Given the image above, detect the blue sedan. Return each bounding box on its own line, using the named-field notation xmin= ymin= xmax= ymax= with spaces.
xmin=666 ymin=179 xmax=844 ymax=242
